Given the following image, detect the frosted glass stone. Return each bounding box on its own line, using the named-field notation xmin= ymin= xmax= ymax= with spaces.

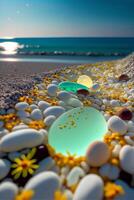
xmin=77 ymin=75 xmax=93 ymax=88
xmin=58 ymin=81 xmax=89 ymax=93
xmin=48 ymin=107 xmax=107 ymax=156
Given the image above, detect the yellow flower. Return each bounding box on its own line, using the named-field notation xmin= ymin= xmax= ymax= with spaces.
xmin=28 ymin=120 xmax=45 ymax=130
xmin=15 ymin=190 xmax=34 ymax=200
xmin=11 ymin=148 xmax=39 ymax=179
xmin=104 ymin=182 xmax=124 ymax=199
xmin=54 ymin=190 xmax=67 ymax=200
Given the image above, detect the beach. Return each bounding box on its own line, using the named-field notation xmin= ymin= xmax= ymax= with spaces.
xmin=0 ymin=61 xmax=71 ymax=110
xmin=0 ymin=54 xmax=134 ymax=199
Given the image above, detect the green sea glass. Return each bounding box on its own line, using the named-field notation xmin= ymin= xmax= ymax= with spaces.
xmin=48 ymin=107 xmax=108 ymax=156
xmin=58 ymin=81 xmax=89 ymax=93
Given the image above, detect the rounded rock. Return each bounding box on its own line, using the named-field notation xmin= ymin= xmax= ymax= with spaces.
xmin=25 ymin=171 xmax=60 ymax=200
xmin=43 ymin=106 xmax=65 ymax=118
xmin=67 ymin=98 xmax=83 ymax=108
xmin=15 ymin=102 xmax=29 ymax=110
xmin=38 ymin=101 xmax=50 ymax=111
xmin=0 ymin=182 xmax=18 ymax=200
xmin=119 ymin=145 xmax=134 ymax=174
xmin=0 ymin=159 xmax=11 ymax=180
xmin=107 ymin=116 xmax=128 ymax=135
xmin=57 ymin=91 xmax=71 ymax=101
xmin=47 ymin=84 xmax=58 ymax=97
xmin=73 ymin=174 xmax=104 ymax=200
xmin=117 ymin=108 xmax=133 ymax=121
xmin=0 ymin=129 xmax=44 ymax=152
xmin=44 ymin=115 xmax=56 ymax=126
xmin=31 ymin=109 xmax=43 ymax=120
xmin=86 ymin=141 xmax=111 ymax=167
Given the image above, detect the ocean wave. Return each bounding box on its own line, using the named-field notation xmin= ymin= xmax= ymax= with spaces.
xmin=17 ymin=51 xmax=129 ymax=57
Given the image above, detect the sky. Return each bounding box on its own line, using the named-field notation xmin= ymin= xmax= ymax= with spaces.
xmin=0 ymin=0 xmax=134 ymax=38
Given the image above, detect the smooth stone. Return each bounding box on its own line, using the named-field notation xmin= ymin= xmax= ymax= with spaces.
xmin=49 ymin=107 xmax=107 ymax=156
xmin=67 ymin=167 xmax=85 ymax=187
xmin=67 ymin=98 xmax=83 ymax=108
xmin=86 ymin=141 xmax=110 ymax=167
xmin=35 ymin=157 xmax=55 ymax=175
xmin=77 ymin=75 xmax=93 ymax=88
xmin=0 ymin=129 xmax=44 ymax=152
xmin=44 ymin=115 xmax=56 ymax=126
xmin=47 ymin=84 xmax=58 ymax=97
xmin=31 ymin=109 xmax=43 ymax=120
xmin=17 ymin=110 xmax=29 ymax=119
xmin=43 ymin=106 xmax=65 ymax=118
xmin=58 ymin=81 xmax=89 ymax=93
xmin=118 ymin=108 xmax=133 ymax=121
xmin=77 ymin=89 xmax=89 ymax=96
xmin=118 ymin=74 xmax=129 ymax=81
xmin=38 ymin=101 xmax=50 ymax=111
xmin=29 ymin=104 xmax=38 ymax=110
xmin=57 ymin=91 xmax=71 ymax=101
xmin=0 ymin=129 xmax=9 ymax=139
xmin=110 ymin=100 xmax=120 ymax=107
xmin=25 ymin=172 xmax=60 ymax=200
xmin=0 ymin=159 xmax=11 ymax=180
xmin=12 ymin=124 xmax=29 ymax=131
xmin=15 ymin=102 xmax=29 ymax=110
xmin=119 ymin=145 xmax=134 ymax=174
xmin=52 ymin=80 xmax=58 ymax=85
xmin=0 ymin=182 xmax=18 ymax=200
xmin=99 ymin=164 xmax=120 ymax=180
xmin=108 ymin=116 xmax=128 ymax=135
xmin=91 ymin=83 xmax=100 ymax=91
xmin=73 ymin=174 xmax=104 ymax=200
xmin=58 ymin=101 xmax=66 ymax=107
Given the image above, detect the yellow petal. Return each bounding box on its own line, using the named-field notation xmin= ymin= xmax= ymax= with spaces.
xmin=14 ymin=158 xmax=21 ymax=164
xmin=11 ymin=167 xmax=22 ymax=175
xmin=30 ymin=159 xmax=37 ymax=164
xmin=28 ymin=168 xmax=34 ymax=174
xmin=11 ymin=164 xmax=18 ymax=168
xmin=22 ymin=169 xmax=28 ymax=178
xmin=14 ymin=172 xmax=21 ymax=180
xmin=21 ymin=154 xmax=27 ymax=160
xmin=32 ymin=164 xmax=39 ymax=169
xmin=27 ymin=148 xmax=37 ymax=159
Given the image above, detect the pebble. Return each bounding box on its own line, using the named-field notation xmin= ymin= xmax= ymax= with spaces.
xmin=110 ymin=100 xmax=120 ymax=107
xmin=31 ymin=109 xmax=43 ymax=120
xmin=86 ymin=141 xmax=111 ymax=167
xmin=112 ymin=144 xmax=122 ymax=157
xmin=47 ymin=84 xmax=58 ymax=97
xmin=107 ymin=116 xmax=128 ymax=135
xmin=99 ymin=163 xmax=120 ymax=180
xmin=0 ymin=129 xmax=9 ymax=139
xmin=118 ymin=108 xmax=133 ymax=121
xmin=25 ymin=172 xmax=60 ymax=200
xmin=35 ymin=157 xmax=55 ymax=175
xmin=17 ymin=110 xmax=29 ymax=119
xmin=0 ymin=129 xmax=44 ymax=152
xmin=57 ymin=91 xmax=71 ymax=101
xmin=0 ymin=159 xmax=11 ymax=180
xmin=67 ymin=167 xmax=85 ymax=187
xmin=12 ymin=124 xmax=29 ymax=131
xmin=67 ymin=98 xmax=83 ymax=107
xmin=0 ymin=182 xmax=18 ymax=200
xmin=44 ymin=115 xmax=56 ymax=126
xmin=43 ymin=106 xmax=65 ymax=118
xmin=73 ymin=174 xmax=104 ymax=200
xmin=8 ymin=151 xmax=21 ymax=161
xmin=119 ymin=145 xmax=134 ymax=174
xmin=77 ymin=89 xmax=89 ymax=96
xmin=29 ymin=104 xmax=38 ymax=110
xmin=38 ymin=101 xmax=50 ymax=111
xmin=15 ymin=102 xmax=29 ymax=110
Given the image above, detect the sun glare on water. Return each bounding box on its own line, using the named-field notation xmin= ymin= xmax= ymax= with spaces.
xmin=0 ymin=42 xmax=20 ymax=55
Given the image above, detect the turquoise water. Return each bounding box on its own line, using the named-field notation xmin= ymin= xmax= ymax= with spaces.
xmin=0 ymin=37 xmax=134 ymax=63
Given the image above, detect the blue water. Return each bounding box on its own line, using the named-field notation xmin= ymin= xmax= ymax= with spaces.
xmin=0 ymin=37 xmax=134 ymax=63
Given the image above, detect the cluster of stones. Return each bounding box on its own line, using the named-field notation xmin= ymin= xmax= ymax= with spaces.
xmin=0 ymin=59 xmax=134 ymax=200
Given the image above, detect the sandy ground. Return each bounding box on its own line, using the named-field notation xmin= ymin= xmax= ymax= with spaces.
xmin=0 ymin=61 xmax=71 ymax=109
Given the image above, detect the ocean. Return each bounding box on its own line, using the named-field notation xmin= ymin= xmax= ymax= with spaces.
xmin=0 ymin=37 xmax=134 ymax=63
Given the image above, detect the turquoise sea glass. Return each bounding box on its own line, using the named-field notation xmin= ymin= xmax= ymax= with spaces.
xmin=58 ymin=81 xmax=89 ymax=93
xmin=48 ymin=107 xmax=108 ymax=156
